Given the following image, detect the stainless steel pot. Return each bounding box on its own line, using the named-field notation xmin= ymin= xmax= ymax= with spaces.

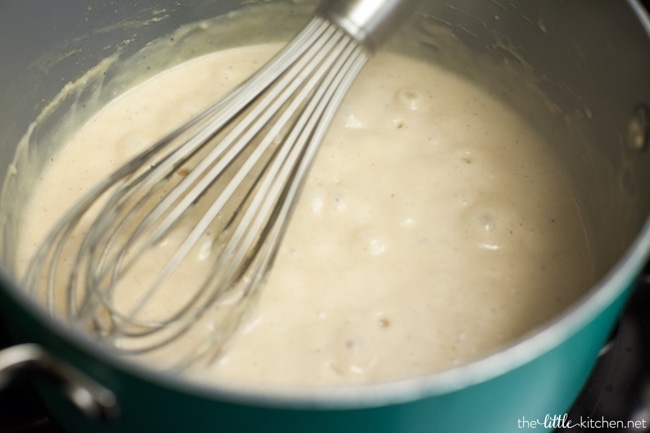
xmin=0 ymin=1 xmax=649 ymax=432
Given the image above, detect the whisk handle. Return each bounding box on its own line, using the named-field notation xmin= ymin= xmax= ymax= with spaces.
xmin=317 ymin=0 xmax=422 ymax=52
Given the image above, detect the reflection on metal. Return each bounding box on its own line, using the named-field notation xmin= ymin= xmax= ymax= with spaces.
xmin=0 ymin=343 xmax=119 ymax=421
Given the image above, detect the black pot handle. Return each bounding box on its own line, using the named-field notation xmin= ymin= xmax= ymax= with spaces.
xmin=0 ymin=343 xmax=119 ymax=421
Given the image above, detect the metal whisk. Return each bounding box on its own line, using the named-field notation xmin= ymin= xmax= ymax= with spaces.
xmin=25 ymin=0 xmax=420 ymax=371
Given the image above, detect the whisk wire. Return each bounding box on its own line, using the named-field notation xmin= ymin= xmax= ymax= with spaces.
xmin=44 ymin=18 xmax=338 ymax=324
xmin=197 ymin=41 xmax=369 ymax=367
xmin=64 ymin=18 xmax=336 ymax=325
xmin=180 ymin=28 xmax=369 ymax=368
xmin=24 ymin=9 xmax=383 ymax=370
xmin=64 ymin=18 xmax=369 ymax=361
xmin=82 ymin=19 xmax=351 ymax=340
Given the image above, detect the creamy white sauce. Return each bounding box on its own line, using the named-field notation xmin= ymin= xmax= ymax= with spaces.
xmin=17 ymin=44 xmax=594 ymax=387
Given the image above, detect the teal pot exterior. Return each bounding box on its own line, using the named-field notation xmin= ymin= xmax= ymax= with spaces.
xmin=1 ymin=0 xmax=650 ymax=432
